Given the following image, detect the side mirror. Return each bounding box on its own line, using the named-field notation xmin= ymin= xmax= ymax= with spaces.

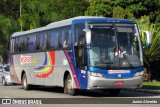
xmin=140 ymin=30 xmax=152 ymax=47
xmin=83 ymin=29 xmax=91 ymax=45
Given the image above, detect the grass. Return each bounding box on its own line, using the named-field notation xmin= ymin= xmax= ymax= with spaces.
xmin=142 ymin=82 xmax=160 ymax=91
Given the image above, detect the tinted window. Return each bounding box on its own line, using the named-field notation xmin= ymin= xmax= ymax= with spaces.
xmin=36 ymin=32 xmax=47 ymax=51
xmin=61 ymin=26 xmax=71 ymax=49
xmin=36 ymin=33 xmax=40 ymax=51
xmin=11 ymin=39 xmax=15 ymax=53
xmin=21 ymin=36 xmax=28 ymax=52
xmin=28 ymin=34 xmax=36 ymax=52
xmin=14 ymin=37 xmax=19 ymax=53
xmin=47 ymin=29 xmax=59 ymax=50
xmin=74 ymin=23 xmax=85 ymax=46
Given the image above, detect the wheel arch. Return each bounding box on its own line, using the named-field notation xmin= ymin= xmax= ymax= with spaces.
xmin=63 ymin=70 xmax=70 ymax=87
xmin=21 ymin=70 xmax=26 ymax=83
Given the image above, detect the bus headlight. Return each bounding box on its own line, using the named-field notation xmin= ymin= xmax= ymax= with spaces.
xmin=134 ymin=71 xmax=144 ymax=77
xmin=89 ymin=72 xmax=103 ymax=77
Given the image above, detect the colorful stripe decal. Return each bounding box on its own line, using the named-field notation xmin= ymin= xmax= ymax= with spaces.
xmin=34 ymin=52 xmax=47 ymax=70
xmin=34 ymin=52 xmax=51 ymax=72
xmin=35 ymin=51 xmax=55 ymax=78
xmin=10 ymin=55 xmax=20 ymax=83
xmin=64 ymin=50 xmax=80 ymax=89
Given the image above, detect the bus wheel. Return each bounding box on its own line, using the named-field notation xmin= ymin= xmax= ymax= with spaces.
xmin=109 ymin=89 xmax=121 ymax=96
xmin=2 ymin=78 xmax=7 ymax=86
xmin=65 ymin=74 xmax=77 ymax=96
xmin=22 ymin=73 xmax=30 ymax=90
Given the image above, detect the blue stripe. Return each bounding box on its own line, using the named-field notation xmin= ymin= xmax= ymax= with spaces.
xmin=34 ymin=52 xmax=47 ymax=70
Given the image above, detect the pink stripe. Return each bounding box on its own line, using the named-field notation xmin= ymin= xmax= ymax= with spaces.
xmin=10 ymin=55 xmax=20 ymax=83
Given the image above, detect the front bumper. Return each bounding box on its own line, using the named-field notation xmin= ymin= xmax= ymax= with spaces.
xmin=88 ymin=76 xmax=143 ymax=89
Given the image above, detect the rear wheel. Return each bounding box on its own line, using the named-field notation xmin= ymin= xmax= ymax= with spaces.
xmin=22 ymin=73 xmax=30 ymax=90
xmin=64 ymin=74 xmax=77 ymax=96
xmin=2 ymin=78 xmax=7 ymax=86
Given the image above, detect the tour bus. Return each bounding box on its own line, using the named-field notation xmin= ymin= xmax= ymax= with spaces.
xmin=9 ymin=16 xmax=151 ymax=95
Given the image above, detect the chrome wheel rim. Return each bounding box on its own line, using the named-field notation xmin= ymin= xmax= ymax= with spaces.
xmin=67 ymin=79 xmax=72 ymax=93
xmin=2 ymin=79 xmax=5 ymax=85
xmin=23 ymin=77 xmax=27 ymax=88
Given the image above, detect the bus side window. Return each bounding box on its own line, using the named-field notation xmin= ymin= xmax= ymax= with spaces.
xmin=14 ymin=38 xmax=19 ymax=53
xmin=36 ymin=34 xmax=40 ymax=51
xmin=58 ymin=30 xmax=62 ymax=49
xmin=46 ymin=31 xmax=51 ymax=49
xmin=61 ymin=26 xmax=71 ymax=49
xmin=22 ymin=36 xmax=27 ymax=52
xmin=50 ymin=29 xmax=59 ymax=50
xmin=11 ymin=39 xmax=15 ymax=53
xmin=41 ymin=32 xmax=47 ymax=50
xmin=28 ymin=34 xmax=36 ymax=52
xmin=18 ymin=37 xmax=23 ymax=53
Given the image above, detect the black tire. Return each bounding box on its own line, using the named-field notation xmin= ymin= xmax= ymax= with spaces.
xmin=22 ymin=73 xmax=30 ymax=90
xmin=2 ymin=78 xmax=7 ymax=86
xmin=12 ymin=83 xmax=17 ymax=85
xmin=64 ymin=74 xmax=77 ymax=96
xmin=108 ymin=89 xmax=121 ymax=96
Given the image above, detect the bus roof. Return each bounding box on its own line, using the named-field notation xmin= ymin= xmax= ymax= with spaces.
xmin=11 ymin=16 xmax=135 ymax=37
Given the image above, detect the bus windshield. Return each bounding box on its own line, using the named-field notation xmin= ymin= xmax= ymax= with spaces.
xmin=89 ymin=23 xmax=142 ymax=69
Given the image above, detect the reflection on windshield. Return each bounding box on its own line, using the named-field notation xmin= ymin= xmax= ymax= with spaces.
xmin=89 ymin=23 xmax=142 ymax=69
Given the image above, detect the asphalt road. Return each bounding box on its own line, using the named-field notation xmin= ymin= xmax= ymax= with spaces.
xmin=0 ymin=83 xmax=160 ymax=107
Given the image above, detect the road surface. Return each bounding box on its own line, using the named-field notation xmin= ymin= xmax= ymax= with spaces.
xmin=0 ymin=83 xmax=159 ymax=107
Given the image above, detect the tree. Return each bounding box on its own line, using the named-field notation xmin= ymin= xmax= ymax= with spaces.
xmin=112 ymin=6 xmax=133 ymax=19
xmin=0 ymin=0 xmax=19 ymax=19
xmin=137 ymin=16 xmax=160 ymax=81
xmin=0 ymin=14 xmax=18 ymax=63
xmin=85 ymin=0 xmax=112 ymax=17
xmin=86 ymin=0 xmax=160 ymax=23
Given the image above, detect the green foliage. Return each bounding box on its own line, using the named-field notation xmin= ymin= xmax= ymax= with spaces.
xmin=19 ymin=0 xmax=88 ymax=30
xmin=143 ymin=82 xmax=160 ymax=90
xmin=59 ymin=0 xmax=88 ymax=19
xmin=137 ymin=16 xmax=160 ymax=65
xmin=112 ymin=6 xmax=133 ymax=19
xmin=86 ymin=0 xmax=160 ymax=22
xmin=0 ymin=0 xmax=20 ymax=19
xmin=0 ymin=14 xmax=18 ymax=63
xmin=85 ymin=0 xmax=112 ymax=17
xmin=137 ymin=16 xmax=160 ymax=81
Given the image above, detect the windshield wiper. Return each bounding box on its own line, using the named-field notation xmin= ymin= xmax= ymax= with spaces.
xmin=123 ymin=54 xmax=133 ymax=67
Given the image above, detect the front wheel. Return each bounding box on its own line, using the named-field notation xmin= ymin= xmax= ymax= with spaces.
xmin=22 ymin=73 xmax=30 ymax=90
xmin=2 ymin=78 xmax=7 ymax=86
xmin=64 ymin=74 xmax=77 ymax=96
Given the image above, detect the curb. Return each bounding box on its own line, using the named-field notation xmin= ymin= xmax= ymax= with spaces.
xmin=124 ymin=88 xmax=160 ymax=94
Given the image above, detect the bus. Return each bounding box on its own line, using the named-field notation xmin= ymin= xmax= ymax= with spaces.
xmin=9 ymin=16 xmax=152 ymax=95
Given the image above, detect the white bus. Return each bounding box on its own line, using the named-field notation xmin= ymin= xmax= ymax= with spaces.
xmin=9 ymin=16 xmax=151 ymax=95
